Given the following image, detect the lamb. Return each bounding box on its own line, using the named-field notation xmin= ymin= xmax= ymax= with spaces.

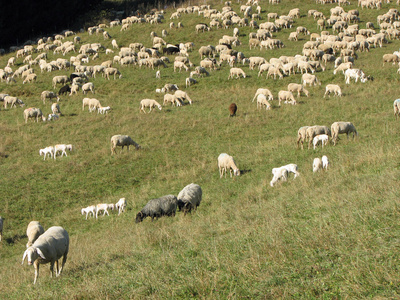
xmin=393 ymin=99 xmax=400 ymax=119
xmin=135 ymin=195 xmax=178 ymax=223
xmin=22 ymin=226 xmax=69 ymax=284
xmin=229 ymin=103 xmax=237 ymax=117
xmin=111 ymin=39 xmax=119 ymax=49
xmin=54 ymin=144 xmax=73 ymax=159
xmin=322 ymin=155 xmax=329 ymax=170
xmin=256 ymin=94 xmax=271 ymax=110
xmin=228 ymin=67 xmax=246 ymax=79
xmin=344 ymin=68 xmax=369 ymax=84
xmin=26 ymin=221 xmax=45 ymax=248
xmin=115 ymin=198 xmax=127 ymax=215
xmin=313 ymin=157 xmax=323 ymax=172
xmin=52 ymin=75 xmax=70 ymax=88
xmin=331 ymin=121 xmax=358 ymax=145
xmin=313 ymin=134 xmax=329 ymax=149
xmin=324 ymin=84 xmax=342 ymax=97
xmin=139 ymin=99 xmax=162 ymax=113
xmin=41 ymin=91 xmax=60 ymax=103
xmin=163 ymin=94 xmax=181 ymax=106
xmin=24 ymin=108 xmax=46 ymax=123
xmin=98 ymin=106 xmax=111 ymax=114
xmin=278 ymin=91 xmax=297 ymax=106
xmin=39 ymin=146 xmax=54 ymax=160
xmin=0 ymin=216 xmax=3 ymax=242
xmin=306 ymin=126 xmax=331 ymax=149
xmin=218 ymin=153 xmax=240 ymax=178
xmin=95 ymin=203 xmax=115 ymax=218
xmin=177 ymin=183 xmax=202 ymax=215
xmin=270 ymin=167 xmax=288 ymax=187
xmin=288 ymin=83 xmax=309 ymax=97
xmin=81 ymin=205 xmax=96 ymax=219
xmin=111 ymin=135 xmax=141 ymax=154
xmin=252 ymin=88 xmax=274 ymax=102
xmin=51 ymin=103 xmax=61 ymax=115
xmin=82 ymin=82 xmax=95 ymax=94
xmin=174 ymin=90 xmax=193 ymax=105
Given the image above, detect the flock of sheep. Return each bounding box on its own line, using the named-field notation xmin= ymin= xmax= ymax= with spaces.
xmin=2 ymin=0 xmax=400 ymax=286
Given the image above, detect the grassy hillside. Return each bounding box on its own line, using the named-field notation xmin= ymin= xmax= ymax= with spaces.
xmin=0 ymin=0 xmax=399 ymax=298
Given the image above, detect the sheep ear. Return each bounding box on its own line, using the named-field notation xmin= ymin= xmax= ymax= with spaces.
xmin=36 ymin=248 xmax=46 ymax=259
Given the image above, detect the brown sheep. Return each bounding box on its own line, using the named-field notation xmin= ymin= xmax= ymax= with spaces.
xmin=229 ymin=103 xmax=237 ymax=117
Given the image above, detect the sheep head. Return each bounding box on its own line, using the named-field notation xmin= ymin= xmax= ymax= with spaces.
xmin=135 ymin=211 xmax=144 ymax=223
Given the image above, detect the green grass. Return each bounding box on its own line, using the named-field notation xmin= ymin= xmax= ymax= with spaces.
xmin=0 ymin=0 xmax=400 ymax=298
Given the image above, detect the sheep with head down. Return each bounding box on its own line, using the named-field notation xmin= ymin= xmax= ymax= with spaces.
xmin=111 ymin=135 xmax=140 ymax=154
xmin=136 ymin=195 xmax=178 ymax=223
xmin=218 ymin=153 xmax=240 ymax=178
xmin=331 ymin=121 xmax=358 ymax=145
xmin=177 ymin=183 xmax=202 ymax=215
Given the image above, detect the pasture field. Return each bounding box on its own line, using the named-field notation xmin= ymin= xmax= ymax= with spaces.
xmin=0 ymin=0 xmax=400 ymax=298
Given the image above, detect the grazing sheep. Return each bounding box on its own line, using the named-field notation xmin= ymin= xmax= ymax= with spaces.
xmin=278 ymin=91 xmax=297 ymax=106
xmin=39 ymin=146 xmax=55 ymax=160
xmin=22 ymin=73 xmax=37 ymax=84
xmin=111 ymin=135 xmax=141 ymax=154
xmin=156 ymin=70 xmax=161 ymax=79
xmin=313 ymin=157 xmax=322 ymax=172
xmin=218 ymin=153 xmax=240 ymax=178
xmin=4 ymin=96 xmax=25 ymax=109
xmin=228 ymin=67 xmax=246 ymax=79
xmin=393 ymin=99 xmax=400 ymax=119
xmin=81 ymin=205 xmax=96 ymax=219
xmin=47 ymin=114 xmax=59 ymax=121
xmin=115 ymin=198 xmax=127 ymax=215
xmin=24 ymin=108 xmax=46 ymax=123
xmin=58 ymin=85 xmax=71 ymax=96
xmin=270 ymin=167 xmax=288 ymax=187
xmin=95 ymin=203 xmax=114 ymax=218
xmin=104 ymin=67 xmax=122 ymax=80
xmin=164 ymin=83 xmax=179 ymax=92
xmin=22 ymin=226 xmax=69 ymax=284
xmin=306 ymin=126 xmax=331 ymax=149
xmin=52 ymin=75 xmax=70 ymax=88
xmin=252 ymin=88 xmax=274 ymax=102
xmin=82 ymin=82 xmax=95 ymax=94
xmin=344 ymin=68 xmax=369 ymax=84
xmin=177 ymin=183 xmax=202 ymax=215
xmin=302 ymin=73 xmax=321 ymax=86
xmin=135 ymin=195 xmax=178 ymax=223
xmin=297 ymin=126 xmax=310 ymax=149
xmin=0 ymin=216 xmax=3 ymax=242
xmin=41 ymin=91 xmax=60 ymax=103
xmin=288 ymin=83 xmax=309 ymax=97
xmin=313 ymin=134 xmax=329 ymax=149
xmin=256 ymin=94 xmax=271 ymax=110
xmin=174 ymin=90 xmax=193 ymax=105
xmin=139 ymin=99 xmax=162 ymax=113
xmin=26 ymin=221 xmax=45 ymax=248
xmin=163 ymin=94 xmax=181 ymax=106
xmin=324 ymin=84 xmax=342 ymax=97
xmin=185 ymin=77 xmax=197 ymax=87
xmin=229 ymin=103 xmax=237 ymax=117
xmin=54 ymin=144 xmax=73 ymax=159
xmin=331 ymin=121 xmax=358 ymax=145
xmin=51 ymin=103 xmax=61 ymax=115
xmin=322 ymin=155 xmax=329 ymax=170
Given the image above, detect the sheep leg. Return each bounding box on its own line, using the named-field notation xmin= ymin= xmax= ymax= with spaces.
xmin=54 ymin=259 xmax=59 ymax=276
xmin=33 ymin=261 xmax=40 ymax=284
xmin=59 ymin=254 xmax=67 ymax=276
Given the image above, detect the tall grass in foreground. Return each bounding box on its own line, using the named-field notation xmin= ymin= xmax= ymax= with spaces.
xmin=0 ymin=0 xmax=400 ymax=298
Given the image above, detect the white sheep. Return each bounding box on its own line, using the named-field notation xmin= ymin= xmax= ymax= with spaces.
xmin=98 ymin=106 xmax=111 ymax=114
xmin=252 ymin=88 xmax=274 ymax=102
xmin=270 ymin=167 xmax=288 ymax=187
xmin=394 ymin=99 xmax=400 ymax=119
xmin=47 ymin=114 xmax=59 ymax=121
xmin=22 ymin=226 xmax=69 ymax=284
xmin=95 ymin=203 xmax=115 ymax=218
xmin=228 ymin=67 xmax=246 ymax=79
xmin=322 ymin=155 xmax=329 ymax=170
xmin=174 ymin=90 xmax=193 ymax=105
xmin=324 ymin=84 xmax=342 ymax=97
xmin=54 ymin=144 xmax=73 ymax=159
xmin=177 ymin=183 xmax=202 ymax=214
xmin=24 ymin=108 xmax=46 ymax=123
xmin=313 ymin=134 xmax=329 ymax=149
xmin=156 ymin=70 xmax=161 ymax=79
xmin=81 ymin=205 xmax=96 ymax=219
xmin=313 ymin=157 xmax=323 ymax=173
xmin=278 ymin=91 xmax=297 ymax=106
xmin=51 ymin=103 xmax=61 ymax=115
xmin=139 ymin=99 xmax=162 ymax=113
xmin=41 ymin=91 xmax=60 ymax=103
xmin=82 ymin=82 xmax=95 ymax=94
xmin=26 ymin=221 xmax=45 ymax=248
xmin=111 ymin=39 xmax=119 ymax=49
xmin=185 ymin=77 xmax=197 ymax=87
xmin=302 ymin=73 xmax=321 ymax=86
xmin=39 ymin=146 xmax=54 ymax=160
xmin=331 ymin=121 xmax=358 ymax=145
xmin=52 ymin=75 xmax=69 ymax=88
xmin=115 ymin=198 xmax=127 ymax=215
xmin=256 ymin=94 xmax=271 ymax=110
xmin=218 ymin=153 xmax=240 ymax=178
xmin=111 ymin=135 xmax=141 ymax=154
